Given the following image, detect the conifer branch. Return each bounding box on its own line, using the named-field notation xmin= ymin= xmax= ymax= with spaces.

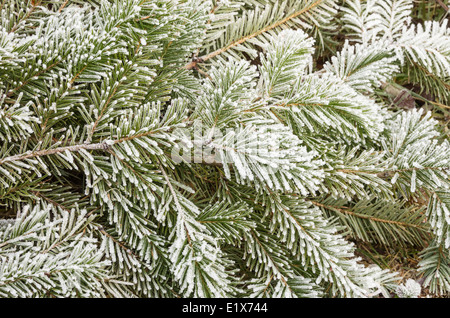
xmin=0 ymin=142 xmax=111 ymax=166
xmin=2 ymin=0 xmax=450 ymax=298
xmin=185 ymin=0 xmax=325 ymax=68
xmin=310 ymin=200 xmax=427 ymax=231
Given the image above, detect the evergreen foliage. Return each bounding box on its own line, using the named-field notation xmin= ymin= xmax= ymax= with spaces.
xmin=0 ymin=0 xmax=449 ymax=298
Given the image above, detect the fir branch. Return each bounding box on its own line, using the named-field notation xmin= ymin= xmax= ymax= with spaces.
xmin=185 ymin=0 xmax=325 ymax=67
xmin=0 ymin=141 xmax=111 ymax=166
xmin=310 ymin=200 xmax=427 ymax=231
xmin=3 ymin=0 xmax=450 ymax=298
xmin=8 ymin=0 xmax=41 ymax=34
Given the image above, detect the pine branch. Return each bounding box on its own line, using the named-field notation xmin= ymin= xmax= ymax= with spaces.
xmin=310 ymin=200 xmax=427 ymax=232
xmin=185 ymin=0 xmax=325 ymax=67
xmin=0 ymin=141 xmax=110 ymax=166
xmin=3 ymin=0 xmax=450 ymax=298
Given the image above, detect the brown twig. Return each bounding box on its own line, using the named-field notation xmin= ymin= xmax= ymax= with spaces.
xmin=435 ymin=0 xmax=449 ymax=12
xmin=58 ymin=0 xmax=70 ymax=12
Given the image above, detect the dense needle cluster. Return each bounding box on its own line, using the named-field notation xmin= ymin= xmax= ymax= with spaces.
xmin=0 ymin=0 xmax=449 ymax=298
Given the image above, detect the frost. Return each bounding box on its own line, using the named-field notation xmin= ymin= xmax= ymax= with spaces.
xmin=395 ymin=279 xmax=421 ymax=298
